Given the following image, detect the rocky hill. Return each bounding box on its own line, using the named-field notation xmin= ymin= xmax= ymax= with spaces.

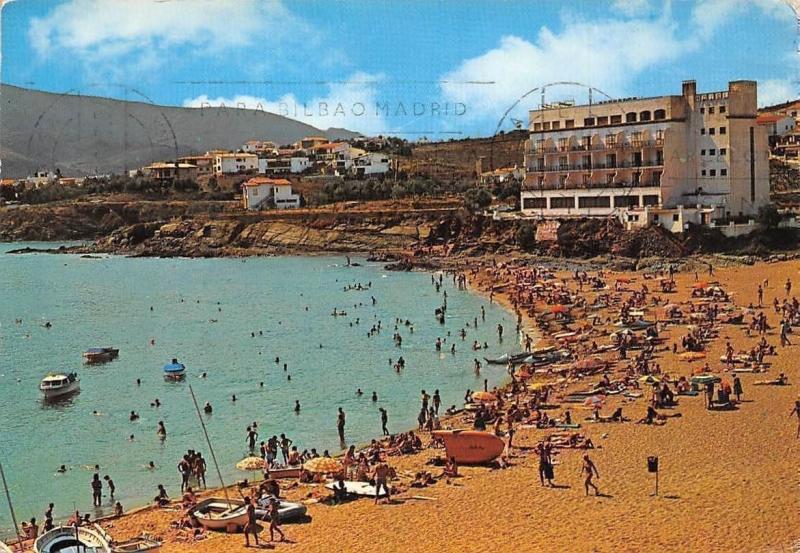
xmin=0 ymin=84 xmax=359 ymax=178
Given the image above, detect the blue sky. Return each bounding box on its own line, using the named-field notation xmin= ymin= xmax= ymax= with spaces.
xmin=3 ymin=0 xmax=798 ymax=138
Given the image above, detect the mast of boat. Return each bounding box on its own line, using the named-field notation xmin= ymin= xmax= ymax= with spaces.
xmin=188 ymin=385 xmax=232 ymax=506
xmin=0 ymin=463 xmax=23 ymax=552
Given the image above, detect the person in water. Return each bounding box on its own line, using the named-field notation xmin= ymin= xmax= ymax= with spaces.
xmin=294 ymin=400 xmax=301 ymax=413
xmin=203 ymin=402 xmax=213 ymax=414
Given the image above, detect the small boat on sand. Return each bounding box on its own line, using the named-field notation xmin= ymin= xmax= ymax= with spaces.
xmin=34 ymin=525 xmax=111 ymax=553
xmin=110 ymin=535 xmax=162 ymax=552
xmin=83 ymin=347 xmax=119 ymax=364
xmin=39 ymin=372 xmax=80 ymax=400
xmin=191 ymin=498 xmax=249 ymax=531
xmin=432 ymin=430 xmax=505 ymax=465
xmin=162 ymin=359 xmax=186 ymax=381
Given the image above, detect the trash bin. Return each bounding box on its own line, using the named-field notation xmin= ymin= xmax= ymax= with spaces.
xmin=647 ymin=456 xmax=658 ymax=473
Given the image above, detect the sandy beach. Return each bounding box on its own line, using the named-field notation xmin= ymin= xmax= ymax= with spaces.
xmin=15 ymin=257 xmax=800 ymax=553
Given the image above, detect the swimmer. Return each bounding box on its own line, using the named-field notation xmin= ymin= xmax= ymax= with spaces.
xmin=56 ymin=465 xmax=67 ymax=474
xmin=128 ymin=434 xmax=135 ymax=442
xmin=356 ymin=388 xmax=364 ymax=396
xmin=372 ymin=391 xmax=378 ymax=402
xmin=259 ymin=382 xmax=264 ymax=388
xmin=203 ymin=402 xmax=213 ymax=414
xmin=294 ymin=400 xmax=301 ymax=413
xmin=157 ymin=421 xmax=167 ymax=438
xmin=146 ymin=461 xmax=156 ymax=470
xmin=129 ymin=411 xmax=139 ymax=421
xmin=287 ymin=374 xmax=291 ymax=381
xmin=201 ymin=372 xmax=207 ymax=378
xmin=232 ymin=394 xmax=237 ymax=402
xmin=136 ymin=378 xmax=141 ymax=386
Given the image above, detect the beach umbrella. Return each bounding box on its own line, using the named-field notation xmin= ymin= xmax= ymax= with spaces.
xmin=471 ymin=391 xmax=497 ymax=402
xmin=679 ymin=351 xmax=706 ymax=361
xmin=303 ymin=457 xmax=342 ymax=474
xmin=550 ymin=305 xmax=569 ymax=314
xmin=639 ymin=375 xmax=661 ymax=385
xmin=236 ymin=457 xmax=265 ymax=471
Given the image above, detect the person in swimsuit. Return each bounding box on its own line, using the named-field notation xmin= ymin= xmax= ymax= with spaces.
xmin=269 ymin=497 xmax=285 ymax=542
xmin=373 ymin=461 xmax=391 ymax=504
xmin=790 ymin=399 xmax=800 ymax=438
xmin=581 ymin=454 xmax=600 ymax=496
xmin=243 ymin=496 xmax=260 ymax=547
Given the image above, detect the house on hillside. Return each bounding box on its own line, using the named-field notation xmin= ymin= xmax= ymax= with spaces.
xmin=480 ymin=165 xmax=524 ymax=185
xmin=242 ymin=140 xmax=277 ymax=153
xmin=298 ymin=136 xmax=329 ymax=151
xmin=351 ymin=152 xmax=391 ymax=176
xmin=756 ymin=114 xmax=796 ymax=146
xmin=242 ymin=177 xmax=301 ymax=210
xmin=178 ymin=155 xmax=214 ymax=177
xmin=141 ymin=162 xmax=199 ymax=183
xmin=258 ymin=156 xmax=311 ymax=175
xmin=213 ymin=152 xmax=258 ymax=175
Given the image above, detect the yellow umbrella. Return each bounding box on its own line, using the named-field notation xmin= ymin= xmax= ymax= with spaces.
xmin=236 ymin=457 xmax=265 ymax=471
xmin=303 ymin=456 xmax=342 ymax=474
xmin=471 ymin=391 xmax=497 ymax=402
xmin=639 ymin=375 xmax=660 ymax=384
xmin=679 ymin=352 xmax=706 ymax=361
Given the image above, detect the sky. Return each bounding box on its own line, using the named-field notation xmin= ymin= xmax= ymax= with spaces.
xmin=2 ymin=0 xmax=799 ymax=138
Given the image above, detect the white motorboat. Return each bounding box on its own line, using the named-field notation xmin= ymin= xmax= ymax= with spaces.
xmin=34 ymin=525 xmax=111 ymax=553
xmin=39 ymin=372 xmax=80 ymax=400
xmin=191 ymin=498 xmax=248 ymax=531
xmin=110 ymin=535 xmax=162 ymax=553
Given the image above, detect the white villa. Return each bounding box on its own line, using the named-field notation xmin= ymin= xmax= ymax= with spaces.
xmin=242 ymin=177 xmax=301 ymax=210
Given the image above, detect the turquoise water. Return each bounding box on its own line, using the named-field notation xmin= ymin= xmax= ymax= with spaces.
xmin=0 ymin=244 xmax=513 ymax=534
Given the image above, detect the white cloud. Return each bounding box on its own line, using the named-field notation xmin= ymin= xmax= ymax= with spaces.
xmin=182 ymin=73 xmax=388 ymax=135
xmin=440 ymin=16 xmax=686 ymax=124
xmin=690 ymin=0 xmax=793 ymax=38
xmin=27 ymin=0 xmax=313 ymax=83
xmin=758 ymin=78 xmax=798 ymax=106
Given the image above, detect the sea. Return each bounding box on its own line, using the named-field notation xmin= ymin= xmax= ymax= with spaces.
xmin=0 ymin=243 xmax=514 ymax=535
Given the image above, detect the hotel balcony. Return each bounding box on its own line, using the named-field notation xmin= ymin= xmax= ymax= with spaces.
xmin=526 ymin=159 xmax=664 ymax=173
xmin=522 ymin=179 xmax=662 ymax=192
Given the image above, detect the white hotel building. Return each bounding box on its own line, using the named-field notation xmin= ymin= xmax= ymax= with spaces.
xmin=520 ymin=80 xmax=770 ymax=230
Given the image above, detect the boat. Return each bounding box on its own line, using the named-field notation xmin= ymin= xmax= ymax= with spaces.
xmin=324 ymin=480 xmax=389 ymax=498
xmin=254 ymin=497 xmax=308 ymax=522
xmin=34 ymin=525 xmax=111 ymax=553
xmin=39 ymin=372 xmax=80 ymax=399
xmin=162 ymin=359 xmax=186 ymax=381
xmin=110 ymin=535 xmax=162 ymax=553
xmin=83 ymin=347 xmax=119 ymax=364
xmin=191 ymin=498 xmax=249 ymax=531
xmin=0 ymin=541 xmax=12 ymax=553
xmin=431 ymin=430 xmax=505 ymax=465
xmin=484 ymin=353 xmax=530 ymax=365
xmin=266 ymin=466 xmax=302 ymax=480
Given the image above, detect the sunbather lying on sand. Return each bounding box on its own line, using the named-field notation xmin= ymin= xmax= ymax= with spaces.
xmin=754 ymin=373 xmax=789 ymax=386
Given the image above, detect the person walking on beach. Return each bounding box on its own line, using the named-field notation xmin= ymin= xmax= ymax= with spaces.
xmin=790 ymin=399 xmax=800 ymax=438
xmin=733 ymin=375 xmax=743 ymax=403
xmin=536 ymin=442 xmax=554 ymax=487
xmin=373 ymin=461 xmax=391 ymax=504
xmin=103 ymin=475 xmax=115 ymax=499
xmin=758 ymin=285 xmax=764 ymax=307
xmin=380 ymin=407 xmax=389 ymax=436
xmin=497 ymin=323 xmax=504 ymax=341
xmin=268 ymin=497 xmax=285 ymax=542
xmin=243 ymin=496 xmax=260 ymax=548
xmin=44 ymin=503 xmax=54 ymax=532
xmin=91 ymin=474 xmax=102 ymax=507
xmin=178 ymin=456 xmax=191 ymax=493
xmin=580 ymin=454 xmax=600 ymax=496
xmin=337 ymin=408 xmax=346 ymax=444
xmin=433 ymin=390 xmax=441 ymax=415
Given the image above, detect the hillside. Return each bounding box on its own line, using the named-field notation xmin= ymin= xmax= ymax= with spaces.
xmin=0 ymin=85 xmax=359 ymax=178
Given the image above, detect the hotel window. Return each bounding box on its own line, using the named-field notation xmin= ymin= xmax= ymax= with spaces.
xmin=673 ymin=214 xmax=680 ymax=222
xmin=565 ymin=119 xmax=575 ymax=129
xmin=606 ymin=174 xmax=614 ymax=185
xmin=550 ymin=197 xmax=574 ymax=209
xmin=584 ymin=117 xmax=596 ymax=126
xmin=642 ymin=195 xmax=659 ymax=206
xmin=614 ymin=195 xmax=639 ymax=207
xmin=537 ymin=176 xmax=545 ymax=186
xmin=709 ymin=128 xmax=716 ymax=135
xmin=558 ymin=138 xmax=569 ymax=151
xmin=605 ymin=134 xmax=617 ymax=147
xmin=719 ymin=105 xmax=726 ymax=113
xmin=639 ymin=111 xmax=651 ymax=121
xmin=720 ymin=148 xmax=727 ymax=156
xmin=701 ymin=128 xmax=706 ymax=135
xmin=709 ymin=148 xmax=716 ymax=155
xmin=543 ymin=122 xmax=551 ymax=130
xmin=523 ymin=197 xmax=547 ymax=209
xmin=552 ymin=121 xmax=560 ymax=130
xmin=721 ymin=169 xmax=727 ymax=176
xmin=559 ymin=175 xmax=568 ymax=187
xmin=631 ymin=131 xmax=643 ymax=145
xmin=653 ymin=171 xmax=662 ymax=185
xmin=708 ymin=106 xmax=715 ymax=114
xmin=533 ymin=123 xmax=542 ymax=131
xmin=655 ymin=130 xmax=664 ymax=143
xmin=710 ymin=169 xmax=716 ymax=176
xmin=626 ymin=112 xmax=637 ymax=123
xmin=701 ymin=149 xmax=706 ymax=155
xmin=582 ymin=174 xmax=591 ymax=185
xmin=559 ymin=156 xmax=568 ymax=169
xmin=700 ymin=107 xmax=705 ymax=114
xmin=610 ymin=115 xmax=622 ymax=124
xmin=654 ymin=109 xmax=666 ymax=120
xmin=578 ymin=196 xmax=611 ymax=208
xmin=719 ymin=126 xmax=726 ymax=134
xmin=701 ymin=170 xmax=706 ymax=176
xmin=597 ymin=116 xmax=609 ymax=125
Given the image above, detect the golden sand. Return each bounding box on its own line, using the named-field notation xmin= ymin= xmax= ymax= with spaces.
xmin=79 ymin=260 xmax=800 ymax=552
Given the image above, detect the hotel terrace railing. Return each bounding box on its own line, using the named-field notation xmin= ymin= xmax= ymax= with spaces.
xmin=531 ymin=138 xmax=664 ymax=155
xmin=522 ymin=180 xmax=662 ymax=192
xmin=526 ymin=160 xmax=664 ymax=173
